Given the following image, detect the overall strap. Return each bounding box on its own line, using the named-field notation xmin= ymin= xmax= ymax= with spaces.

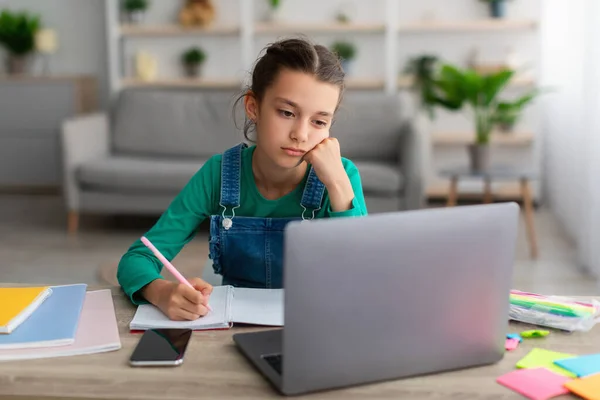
xmin=219 ymin=143 xmax=247 ymax=210
xmin=300 ymin=166 xmax=326 ymax=220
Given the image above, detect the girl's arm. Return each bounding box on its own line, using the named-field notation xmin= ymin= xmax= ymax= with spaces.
xmin=326 ymin=158 xmax=368 ymax=218
xmin=117 ymin=156 xmax=221 ymax=305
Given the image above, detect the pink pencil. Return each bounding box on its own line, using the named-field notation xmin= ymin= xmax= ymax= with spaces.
xmin=140 ymin=236 xmax=212 ymax=312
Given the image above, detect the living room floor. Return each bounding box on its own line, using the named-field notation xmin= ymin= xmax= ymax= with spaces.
xmin=0 ymin=194 xmax=598 ymax=296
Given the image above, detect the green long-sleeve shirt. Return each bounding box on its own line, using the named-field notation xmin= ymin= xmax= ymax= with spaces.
xmin=117 ymin=144 xmax=368 ymax=304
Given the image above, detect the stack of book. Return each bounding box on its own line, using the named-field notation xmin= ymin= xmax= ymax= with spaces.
xmin=0 ymin=284 xmax=121 ymax=361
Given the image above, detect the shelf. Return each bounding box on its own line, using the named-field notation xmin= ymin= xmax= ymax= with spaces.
xmin=398 ymin=75 xmax=535 ymax=89
xmin=345 ymin=78 xmax=385 ymax=90
xmin=119 ymin=24 xmax=240 ymax=37
xmin=398 ymin=19 xmax=538 ymax=33
xmin=121 ymin=78 xmax=242 ymax=89
xmin=432 ymin=131 xmax=535 ymax=145
xmin=254 ymin=22 xmax=385 ymax=34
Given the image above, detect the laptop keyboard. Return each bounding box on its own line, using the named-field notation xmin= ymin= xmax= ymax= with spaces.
xmin=262 ymin=354 xmax=283 ymax=375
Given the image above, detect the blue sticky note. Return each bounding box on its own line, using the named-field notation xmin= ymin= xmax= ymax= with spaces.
xmin=554 ymin=353 xmax=600 ymax=377
xmin=507 ymin=333 xmax=522 ymax=343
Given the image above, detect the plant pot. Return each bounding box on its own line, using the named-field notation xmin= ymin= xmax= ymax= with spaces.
xmin=6 ymin=55 xmax=32 ymax=75
xmin=127 ymin=10 xmax=145 ymax=24
xmin=184 ymin=63 xmax=202 ymax=78
xmin=489 ymin=0 xmax=506 ymax=19
xmin=341 ymin=59 xmax=353 ymax=75
xmin=467 ymin=144 xmax=490 ymax=173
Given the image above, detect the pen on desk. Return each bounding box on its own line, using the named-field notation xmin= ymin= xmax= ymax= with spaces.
xmin=140 ymin=236 xmax=212 ymax=312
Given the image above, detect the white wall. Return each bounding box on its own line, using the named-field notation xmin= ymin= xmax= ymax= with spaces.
xmin=0 ymin=0 xmax=109 ymax=106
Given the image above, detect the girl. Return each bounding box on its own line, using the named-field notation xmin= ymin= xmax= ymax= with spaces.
xmin=117 ymin=37 xmax=368 ymax=321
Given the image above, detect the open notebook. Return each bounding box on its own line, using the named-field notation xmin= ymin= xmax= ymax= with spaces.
xmin=130 ymin=286 xmax=283 ymax=331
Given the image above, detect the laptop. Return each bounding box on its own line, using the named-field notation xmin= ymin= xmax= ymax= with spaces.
xmin=232 ymin=203 xmax=519 ymax=395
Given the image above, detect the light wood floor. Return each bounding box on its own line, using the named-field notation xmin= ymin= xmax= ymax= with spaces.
xmin=0 ymin=194 xmax=597 ymax=295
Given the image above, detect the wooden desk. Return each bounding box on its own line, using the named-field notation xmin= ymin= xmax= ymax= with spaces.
xmin=1 ymin=286 xmax=598 ymax=399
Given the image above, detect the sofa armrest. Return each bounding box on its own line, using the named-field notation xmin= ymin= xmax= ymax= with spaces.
xmin=61 ymin=113 xmax=110 ymax=211
xmin=398 ymin=115 xmax=427 ymax=210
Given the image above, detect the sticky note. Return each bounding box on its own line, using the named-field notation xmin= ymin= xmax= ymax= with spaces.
xmin=521 ymin=330 xmax=550 ymax=338
xmin=564 ymin=372 xmax=600 ymax=400
xmin=505 ymin=338 xmax=520 ymax=351
xmin=507 ymin=333 xmax=523 ymax=342
xmin=496 ymin=368 xmax=571 ymax=400
xmin=554 ymin=353 xmax=600 ymax=378
xmin=516 ymin=348 xmax=577 ymax=378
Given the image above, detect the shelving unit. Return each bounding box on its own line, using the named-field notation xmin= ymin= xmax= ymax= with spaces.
xmin=104 ymin=0 xmax=542 ymax=203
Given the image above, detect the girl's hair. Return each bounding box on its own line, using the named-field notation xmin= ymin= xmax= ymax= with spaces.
xmin=234 ymin=36 xmax=346 ymax=141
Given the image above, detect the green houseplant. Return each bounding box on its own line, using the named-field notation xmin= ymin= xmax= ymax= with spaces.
xmin=181 ymin=46 xmax=206 ymax=78
xmin=478 ymin=0 xmax=512 ymax=19
xmin=423 ymin=63 xmax=539 ymax=171
xmin=404 ymin=54 xmax=439 ymax=118
xmin=0 ymin=9 xmax=41 ymax=74
xmin=331 ymin=41 xmax=356 ymax=74
xmin=265 ymin=0 xmax=283 ymax=22
xmin=123 ymin=0 xmax=149 ymax=24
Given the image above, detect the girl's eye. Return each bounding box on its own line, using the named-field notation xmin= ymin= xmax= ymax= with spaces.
xmin=279 ymin=109 xmax=294 ymax=118
xmin=314 ymin=120 xmax=328 ymax=127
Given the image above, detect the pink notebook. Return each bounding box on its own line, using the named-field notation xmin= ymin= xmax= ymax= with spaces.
xmin=497 ymin=368 xmax=571 ymax=400
xmin=0 ymin=290 xmax=121 ymax=361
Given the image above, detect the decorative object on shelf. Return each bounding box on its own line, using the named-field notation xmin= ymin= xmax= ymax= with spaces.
xmin=403 ymin=54 xmax=439 ymax=118
xmin=478 ymin=0 xmax=512 ymax=19
xmin=335 ymin=1 xmax=355 ymax=24
xmin=420 ymin=62 xmax=540 ymax=172
xmin=331 ymin=41 xmax=357 ymax=75
xmin=264 ymin=0 xmax=283 ymax=23
xmin=35 ymin=28 xmax=58 ymax=75
xmin=135 ymin=50 xmax=157 ymax=81
xmin=123 ymin=0 xmax=149 ymax=24
xmin=178 ymin=0 xmax=215 ymax=28
xmin=181 ymin=46 xmax=206 ymax=78
xmin=0 ymin=9 xmax=41 ymax=75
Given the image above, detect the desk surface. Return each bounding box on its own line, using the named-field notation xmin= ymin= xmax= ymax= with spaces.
xmin=0 ymin=285 xmax=598 ymax=400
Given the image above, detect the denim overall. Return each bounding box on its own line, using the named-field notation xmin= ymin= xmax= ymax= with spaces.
xmin=208 ymin=143 xmax=326 ymax=288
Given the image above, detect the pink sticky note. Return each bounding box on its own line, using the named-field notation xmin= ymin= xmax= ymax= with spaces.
xmin=496 ymin=368 xmax=571 ymax=400
xmin=505 ymin=338 xmax=520 ymax=351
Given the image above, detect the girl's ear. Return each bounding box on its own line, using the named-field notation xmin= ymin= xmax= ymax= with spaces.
xmin=244 ymin=91 xmax=259 ymax=121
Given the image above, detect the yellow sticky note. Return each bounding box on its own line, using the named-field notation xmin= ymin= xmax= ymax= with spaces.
xmin=516 ymin=348 xmax=578 ymax=378
xmin=0 ymin=287 xmax=52 ymax=333
xmin=565 ymin=373 xmax=600 ymax=400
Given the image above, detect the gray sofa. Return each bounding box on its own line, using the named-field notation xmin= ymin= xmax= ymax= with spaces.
xmin=61 ymin=88 xmax=425 ymax=233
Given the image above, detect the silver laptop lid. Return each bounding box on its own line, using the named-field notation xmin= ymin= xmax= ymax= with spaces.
xmin=281 ymin=203 xmax=518 ymax=395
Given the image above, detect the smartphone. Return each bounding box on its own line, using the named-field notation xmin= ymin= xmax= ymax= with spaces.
xmin=129 ymin=328 xmax=192 ymax=367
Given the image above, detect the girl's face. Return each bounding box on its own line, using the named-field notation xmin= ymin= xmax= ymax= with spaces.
xmin=245 ymin=68 xmax=340 ymax=169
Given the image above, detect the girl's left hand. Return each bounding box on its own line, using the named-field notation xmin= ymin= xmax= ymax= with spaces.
xmin=303 ymin=138 xmax=347 ymax=188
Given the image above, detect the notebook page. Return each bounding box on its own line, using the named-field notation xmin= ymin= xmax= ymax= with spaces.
xmin=231 ymin=288 xmax=284 ymax=326
xmin=129 ymin=285 xmax=232 ymax=331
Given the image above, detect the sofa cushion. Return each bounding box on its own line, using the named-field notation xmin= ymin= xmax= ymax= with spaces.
xmin=353 ymin=161 xmax=403 ymax=195
xmin=331 ymin=93 xmax=404 ymax=161
xmin=77 ymin=156 xmax=207 ymax=194
xmin=112 ymin=89 xmax=243 ymax=158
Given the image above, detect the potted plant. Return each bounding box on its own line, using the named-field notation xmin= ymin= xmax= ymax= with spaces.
xmin=423 ymin=63 xmax=539 ymax=172
xmin=491 ymin=91 xmax=539 ymax=132
xmin=331 ymin=41 xmax=357 ymax=74
xmin=0 ymin=10 xmax=41 ymax=75
xmin=123 ymin=0 xmax=149 ymax=24
xmin=265 ymin=0 xmax=283 ymax=22
xmin=181 ymin=46 xmax=206 ymax=78
xmin=479 ymin=0 xmax=511 ymax=19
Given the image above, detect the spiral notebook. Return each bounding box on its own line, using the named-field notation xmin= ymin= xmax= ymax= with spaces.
xmin=129 ymin=286 xmax=283 ymax=331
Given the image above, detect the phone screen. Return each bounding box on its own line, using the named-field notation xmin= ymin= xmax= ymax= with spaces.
xmin=130 ymin=328 xmax=192 ymax=366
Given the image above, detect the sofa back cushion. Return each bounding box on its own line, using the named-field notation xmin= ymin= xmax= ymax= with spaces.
xmin=112 ymin=89 xmax=243 ymax=158
xmin=331 ymin=93 xmax=404 ymax=161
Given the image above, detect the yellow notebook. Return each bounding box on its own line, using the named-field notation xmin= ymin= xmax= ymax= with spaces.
xmin=0 ymin=287 xmax=53 ymax=334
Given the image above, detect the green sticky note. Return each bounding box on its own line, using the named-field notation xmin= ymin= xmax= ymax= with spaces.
xmin=516 ymin=348 xmax=577 ymax=378
xmin=521 ymin=330 xmax=550 ymax=338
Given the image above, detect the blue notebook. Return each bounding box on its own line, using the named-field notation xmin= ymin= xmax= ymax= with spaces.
xmin=0 ymin=284 xmax=87 ymax=349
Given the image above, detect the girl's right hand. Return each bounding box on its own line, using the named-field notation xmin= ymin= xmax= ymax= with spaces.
xmin=143 ymin=278 xmax=212 ymax=321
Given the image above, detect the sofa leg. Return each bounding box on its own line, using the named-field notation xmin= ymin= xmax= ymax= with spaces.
xmin=67 ymin=211 xmax=79 ymax=235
